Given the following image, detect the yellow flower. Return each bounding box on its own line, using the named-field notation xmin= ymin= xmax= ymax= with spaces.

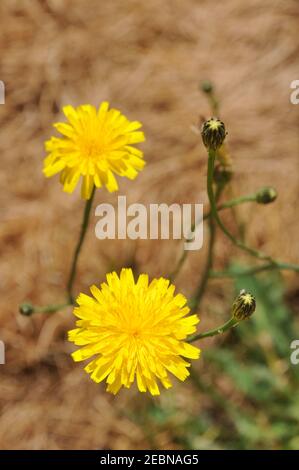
xmin=43 ymin=102 xmax=145 ymax=199
xmin=68 ymin=268 xmax=200 ymax=395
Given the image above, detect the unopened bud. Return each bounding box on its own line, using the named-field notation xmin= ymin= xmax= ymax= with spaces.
xmin=213 ymin=164 xmax=233 ymax=186
xmin=200 ymin=80 xmax=214 ymax=94
xmin=201 ymin=118 xmax=227 ymax=151
xmin=256 ymin=187 xmax=277 ymax=205
xmin=232 ymin=290 xmax=256 ymax=321
xmin=19 ymin=303 xmax=34 ymax=316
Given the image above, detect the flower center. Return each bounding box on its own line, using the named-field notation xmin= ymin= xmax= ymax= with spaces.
xmin=131 ymin=330 xmax=140 ymax=338
xmin=80 ymin=137 xmax=103 ymax=159
xmin=122 ymin=324 xmax=144 ymax=340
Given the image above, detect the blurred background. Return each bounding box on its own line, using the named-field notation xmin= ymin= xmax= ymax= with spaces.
xmin=0 ymin=0 xmax=299 ymax=450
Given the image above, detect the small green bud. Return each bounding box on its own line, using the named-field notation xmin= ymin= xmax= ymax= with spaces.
xmin=232 ymin=290 xmax=256 ymax=321
xmin=19 ymin=303 xmax=35 ymax=316
xmin=200 ymin=80 xmax=214 ymax=94
xmin=201 ymin=118 xmax=227 ymax=151
xmin=256 ymin=187 xmax=277 ymax=204
xmin=213 ymin=164 xmax=233 ymax=186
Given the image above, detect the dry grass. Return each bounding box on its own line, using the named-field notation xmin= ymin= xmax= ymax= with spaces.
xmin=0 ymin=0 xmax=298 ymax=449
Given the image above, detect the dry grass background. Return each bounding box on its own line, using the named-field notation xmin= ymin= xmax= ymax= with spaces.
xmin=0 ymin=0 xmax=298 ymax=449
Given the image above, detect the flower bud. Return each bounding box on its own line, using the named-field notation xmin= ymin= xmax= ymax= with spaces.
xmin=232 ymin=290 xmax=256 ymax=321
xmin=213 ymin=163 xmax=233 ymax=186
xmin=19 ymin=303 xmax=34 ymax=316
xmin=256 ymin=187 xmax=277 ymax=205
xmin=201 ymin=118 xmax=227 ymax=151
xmin=200 ymin=80 xmax=214 ymax=94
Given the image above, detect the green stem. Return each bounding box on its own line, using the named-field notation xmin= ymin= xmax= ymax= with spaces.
xmin=190 ymin=216 xmax=215 ymax=313
xmin=35 ymin=303 xmax=71 ymax=313
xmin=207 ymin=150 xmax=272 ymax=262
xmin=204 ymin=192 xmax=257 ymax=221
xmin=19 ymin=301 xmax=71 ymax=316
xmin=188 ymin=317 xmax=238 ymax=343
xmin=34 ymin=302 xmax=72 ymax=313
xmin=170 ymin=192 xmax=258 ymax=281
xmin=189 ymin=159 xmax=229 ymax=312
xmin=211 ymin=261 xmax=299 ymax=278
xmin=226 ymin=184 xmax=246 ymax=242
xmin=170 ymin=250 xmax=188 ymax=282
xmin=67 ymin=186 xmax=96 ymax=304
xmin=207 ymin=94 xmax=219 ymax=115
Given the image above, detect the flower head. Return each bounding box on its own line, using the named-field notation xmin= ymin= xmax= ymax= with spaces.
xmin=43 ymin=103 xmax=145 ymax=199
xmin=232 ymin=289 xmax=256 ymax=321
xmin=201 ymin=117 xmax=226 ymax=151
xmin=68 ymin=268 xmax=200 ymax=395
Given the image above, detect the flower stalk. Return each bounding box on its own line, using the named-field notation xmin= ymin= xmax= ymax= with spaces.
xmin=207 ymin=149 xmax=272 ymax=262
xmin=211 ymin=261 xmax=299 ymax=278
xmin=189 ymin=215 xmax=216 ymax=313
xmin=188 ymin=317 xmax=238 ymax=343
xmin=67 ymin=185 xmax=96 ymax=304
xmin=170 ymin=190 xmax=263 ymax=281
xmin=19 ymin=302 xmax=71 ymax=316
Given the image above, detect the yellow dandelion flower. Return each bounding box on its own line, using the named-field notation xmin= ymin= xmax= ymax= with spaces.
xmin=68 ymin=268 xmax=200 ymax=396
xmin=43 ymin=102 xmax=145 ymax=199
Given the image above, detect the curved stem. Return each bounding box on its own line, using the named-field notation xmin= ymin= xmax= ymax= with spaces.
xmin=207 ymin=150 xmax=272 ymax=262
xmin=202 ymin=192 xmax=257 ymax=223
xmin=211 ymin=261 xmax=299 ymax=278
xmin=188 ymin=317 xmax=238 ymax=343
xmin=67 ymin=186 xmax=96 ymax=304
xmin=170 ymin=192 xmax=258 ymax=281
xmin=216 ymin=193 xmax=257 ymax=213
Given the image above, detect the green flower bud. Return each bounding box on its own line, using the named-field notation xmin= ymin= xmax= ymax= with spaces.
xmin=256 ymin=187 xmax=277 ymax=204
xmin=201 ymin=118 xmax=227 ymax=151
xmin=232 ymin=290 xmax=256 ymax=321
xmin=19 ymin=303 xmax=34 ymax=316
xmin=213 ymin=163 xmax=233 ymax=186
xmin=200 ymin=80 xmax=214 ymax=94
